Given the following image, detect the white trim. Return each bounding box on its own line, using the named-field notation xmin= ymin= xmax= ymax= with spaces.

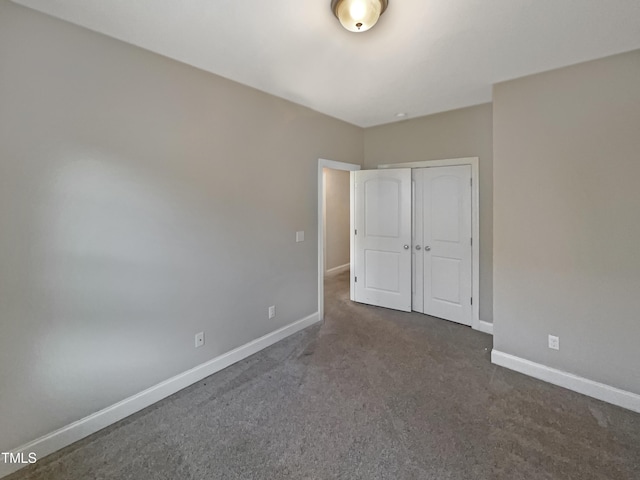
xmin=350 ymin=171 xmax=356 ymax=302
xmin=0 ymin=312 xmax=320 ymax=479
xmin=378 ymin=158 xmax=481 ymax=333
xmin=491 ymin=350 xmax=640 ymax=414
xmin=317 ymin=159 xmax=361 ymax=321
xmin=325 ymin=263 xmax=350 ymax=275
xmin=378 ymin=157 xmax=479 ymax=170
xmin=322 ymin=169 xmax=327 ymax=274
xmin=477 ymin=320 xmax=493 ymax=335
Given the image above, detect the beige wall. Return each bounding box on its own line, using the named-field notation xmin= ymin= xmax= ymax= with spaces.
xmin=363 ymin=104 xmax=494 ymax=321
xmin=323 ymin=169 xmax=351 ymax=271
xmin=0 ymin=1 xmax=363 ymax=452
xmin=493 ymin=50 xmax=640 ymax=394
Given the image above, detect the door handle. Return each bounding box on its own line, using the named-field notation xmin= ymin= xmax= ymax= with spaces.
xmin=424 ymin=246 xmax=431 ymax=251
xmin=403 ymin=245 xmax=409 ymax=250
xmin=415 ymin=245 xmax=421 ymax=250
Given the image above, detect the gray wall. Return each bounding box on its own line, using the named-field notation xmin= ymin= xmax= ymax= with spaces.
xmin=0 ymin=1 xmax=363 ymax=452
xmin=493 ymin=50 xmax=640 ymax=394
xmin=323 ymin=168 xmax=351 ymax=271
xmin=363 ymin=104 xmax=494 ymax=322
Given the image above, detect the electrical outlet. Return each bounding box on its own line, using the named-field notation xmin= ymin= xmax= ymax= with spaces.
xmin=296 ymin=231 xmax=305 ymax=242
xmin=548 ymin=335 xmax=559 ymax=350
xmin=268 ymin=305 xmax=276 ymax=319
xmin=195 ymin=332 xmax=204 ymax=348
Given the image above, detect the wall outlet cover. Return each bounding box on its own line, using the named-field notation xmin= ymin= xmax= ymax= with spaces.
xmin=268 ymin=305 xmax=276 ymax=319
xmin=548 ymin=335 xmax=559 ymax=350
xmin=195 ymin=332 xmax=205 ymax=348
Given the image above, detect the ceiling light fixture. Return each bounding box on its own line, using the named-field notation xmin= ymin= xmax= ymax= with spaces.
xmin=331 ymin=0 xmax=389 ymax=33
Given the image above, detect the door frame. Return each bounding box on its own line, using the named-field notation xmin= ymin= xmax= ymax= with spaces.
xmin=378 ymin=157 xmax=488 ymax=334
xmin=318 ymin=158 xmax=361 ymax=321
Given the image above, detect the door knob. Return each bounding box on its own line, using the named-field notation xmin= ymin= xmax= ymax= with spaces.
xmin=415 ymin=245 xmax=421 ymax=250
xmin=403 ymin=245 xmax=409 ymax=249
xmin=425 ymin=246 xmax=431 ymax=251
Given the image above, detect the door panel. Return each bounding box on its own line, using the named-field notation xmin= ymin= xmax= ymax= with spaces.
xmin=423 ymin=165 xmax=472 ymax=325
xmin=353 ymin=169 xmax=412 ymax=312
xmin=431 ymin=257 xmax=461 ymax=304
xmin=432 ymin=176 xmax=461 ymax=242
xmin=364 ymin=179 xmax=400 ymax=237
xmin=365 ymin=250 xmax=400 ymax=292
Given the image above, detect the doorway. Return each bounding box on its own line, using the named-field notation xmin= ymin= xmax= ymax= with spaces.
xmin=317 ymin=159 xmax=361 ymax=321
xmin=323 ymin=168 xmax=351 ymax=276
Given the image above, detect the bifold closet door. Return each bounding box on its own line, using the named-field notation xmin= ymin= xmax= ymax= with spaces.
xmin=417 ymin=165 xmax=473 ymax=326
xmin=352 ymin=169 xmax=412 ymax=312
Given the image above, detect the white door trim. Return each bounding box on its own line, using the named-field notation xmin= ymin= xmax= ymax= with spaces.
xmin=318 ymin=158 xmax=361 ymax=321
xmin=378 ymin=158 xmax=483 ymax=333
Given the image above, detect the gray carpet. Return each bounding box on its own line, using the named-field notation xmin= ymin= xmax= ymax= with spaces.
xmin=8 ymin=270 xmax=640 ymax=479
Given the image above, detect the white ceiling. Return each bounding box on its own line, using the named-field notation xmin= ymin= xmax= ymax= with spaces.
xmin=13 ymin=0 xmax=640 ymax=127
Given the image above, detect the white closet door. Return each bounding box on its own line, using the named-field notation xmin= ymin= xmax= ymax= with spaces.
xmin=422 ymin=165 xmax=472 ymax=325
xmin=353 ymin=169 xmax=412 ymax=312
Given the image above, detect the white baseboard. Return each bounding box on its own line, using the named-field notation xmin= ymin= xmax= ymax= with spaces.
xmin=476 ymin=320 xmax=493 ymax=335
xmin=491 ymin=350 xmax=640 ymax=414
xmin=325 ymin=263 xmax=350 ymax=275
xmin=0 ymin=312 xmax=321 ymax=479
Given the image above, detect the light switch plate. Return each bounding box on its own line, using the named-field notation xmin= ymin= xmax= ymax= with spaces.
xmin=296 ymin=231 xmax=305 ymax=242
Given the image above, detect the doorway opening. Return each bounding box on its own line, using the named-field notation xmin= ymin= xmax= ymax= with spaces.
xmin=317 ymin=159 xmax=360 ymax=321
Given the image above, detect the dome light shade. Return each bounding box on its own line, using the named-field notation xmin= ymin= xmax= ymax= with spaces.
xmin=331 ymin=0 xmax=389 ymax=33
